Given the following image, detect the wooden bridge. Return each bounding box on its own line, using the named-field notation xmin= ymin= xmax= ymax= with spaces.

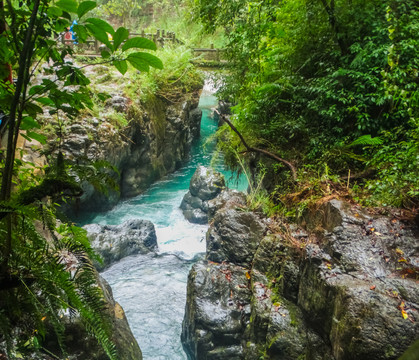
xmin=63 ymin=29 xmax=227 ymax=66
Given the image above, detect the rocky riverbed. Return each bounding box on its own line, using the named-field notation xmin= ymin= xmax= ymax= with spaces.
xmin=181 ymin=167 xmax=419 ymax=360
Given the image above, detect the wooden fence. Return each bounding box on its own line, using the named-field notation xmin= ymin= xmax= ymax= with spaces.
xmin=192 ymin=44 xmax=226 ymax=63
xmin=62 ymin=29 xmax=183 ymax=54
xmin=62 ymin=30 xmax=227 ymax=64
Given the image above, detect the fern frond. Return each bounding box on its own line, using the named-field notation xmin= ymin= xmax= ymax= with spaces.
xmin=348 ymin=134 xmax=383 ymax=147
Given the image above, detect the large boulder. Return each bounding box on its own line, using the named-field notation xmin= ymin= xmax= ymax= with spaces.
xmin=84 ymin=219 xmax=157 ymax=270
xmin=182 ymin=199 xmax=419 ymax=359
xmin=206 ymin=208 xmax=267 ymax=267
xmin=295 ymin=200 xmax=419 ymax=360
xmin=182 ymin=261 xmax=252 ymax=360
xmin=180 ymin=166 xmax=226 ymax=224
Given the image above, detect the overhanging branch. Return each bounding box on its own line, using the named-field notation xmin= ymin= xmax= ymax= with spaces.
xmin=215 ymin=110 xmax=297 ymax=181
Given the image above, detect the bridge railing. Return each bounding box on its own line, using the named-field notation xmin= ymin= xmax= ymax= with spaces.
xmin=191 ymin=44 xmax=226 ymax=62
xmin=61 ymin=29 xmax=183 ymax=54
xmin=61 ymin=31 xmax=227 ymax=64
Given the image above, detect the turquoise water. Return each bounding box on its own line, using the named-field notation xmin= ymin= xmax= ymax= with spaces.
xmin=86 ymin=81 xmax=247 ymax=359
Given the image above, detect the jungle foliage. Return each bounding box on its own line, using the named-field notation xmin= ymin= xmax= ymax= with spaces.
xmin=192 ymin=0 xmax=419 ymax=209
xmin=92 ymin=0 xmax=226 ymax=47
xmin=0 ymin=0 xmax=162 ymax=358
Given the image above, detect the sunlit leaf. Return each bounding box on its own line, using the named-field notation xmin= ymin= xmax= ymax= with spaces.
xmin=47 ymin=6 xmax=63 ymax=18
xmin=85 ymin=24 xmax=113 ymax=50
xmin=127 ymin=52 xmax=163 ymax=70
xmin=73 ymin=25 xmax=88 ymax=43
xmin=77 ymin=1 xmax=96 ymax=19
xmin=85 ymin=18 xmax=115 ymax=36
xmin=56 ymin=0 xmax=78 ymax=14
xmin=113 ymin=27 xmax=129 ymax=50
xmin=35 ymin=97 xmax=55 ymax=106
xmin=122 ymin=37 xmax=157 ymax=52
xmin=26 ymin=131 xmax=47 ymax=144
xmin=113 ymin=59 xmax=127 ymax=75
xmin=126 ymin=56 xmax=149 ymax=72
xmin=20 ymin=117 xmax=40 ymax=131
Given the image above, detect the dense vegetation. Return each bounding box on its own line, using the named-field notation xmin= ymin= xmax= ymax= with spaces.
xmin=91 ymin=0 xmax=226 ymax=47
xmin=193 ymin=0 xmax=418 ymax=210
xmin=0 ymin=0 xmax=163 ymax=358
xmin=0 ymin=0 xmax=418 ymax=358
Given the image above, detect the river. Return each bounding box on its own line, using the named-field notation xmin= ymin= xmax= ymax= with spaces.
xmin=81 ymin=79 xmax=247 ymax=359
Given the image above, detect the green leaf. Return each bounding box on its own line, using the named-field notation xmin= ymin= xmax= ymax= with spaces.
xmin=73 ymin=25 xmax=88 ymax=43
xmin=113 ymin=60 xmax=128 ymax=75
xmin=127 ymin=56 xmax=149 ymax=72
xmin=20 ymin=117 xmax=40 ymax=131
xmin=56 ymin=0 xmax=78 ymax=14
xmin=101 ymin=50 xmax=111 ymax=59
xmin=36 ymin=97 xmax=55 ymax=106
xmin=85 ymin=24 xmax=113 ymax=51
xmin=113 ymin=27 xmax=129 ymax=50
xmin=85 ymin=18 xmax=115 ymax=36
xmin=122 ymin=37 xmax=157 ymax=52
xmin=29 ymin=85 xmax=44 ymax=96
xmin=60 ymin=11 xmax=72 ymax=22
xmin=55 ymin=18 xmax=70 ymax=32
xmin=348 ymin=135 xmax=383 ymax=147
xmin=47 ymin=6 xmax=63 ymax=18
xmin=77 ymin=1 xmax=96 ymax=19
xmin=24 ymin=102 xmax=43 ymax=116
xmin=26 ymin=131 xmax=47 ymax=144
xmin=127 ymin=52 xmax=163 ymax=70
xmin=97 ymin=93 xmax=111 ymax=102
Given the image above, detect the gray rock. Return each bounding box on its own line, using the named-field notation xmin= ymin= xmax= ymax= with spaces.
xmin=106 ymin=95 xmax=129 ymax=112
xmin=180 ymin=166 xmax=226 ymax=224
xmin=84 ymin=219 xmax=157 ymax=270
xmin=206 ymin=208 xmax=267 ymax=267
xmin=181 ymin=261 xmax=252 ymax=360
xmin=182 ymin=199 xmax=419 ymax=359
xmin=207 ymin=189 xmax=247 ymax=221
xmin=57 ymin=89 xmax=202 ymax=215
xmin=189 ymin=166 xmax=225 ymax=200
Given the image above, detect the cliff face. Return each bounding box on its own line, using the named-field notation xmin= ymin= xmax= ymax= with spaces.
xmin=181 ymin=169 xmax=419 ymax=360
xmin=56 ymin=90 xmax=202 ymax=214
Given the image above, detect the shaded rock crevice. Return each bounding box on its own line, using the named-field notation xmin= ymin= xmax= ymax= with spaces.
xmin=59 ymin=90 xmax=202 ymax=215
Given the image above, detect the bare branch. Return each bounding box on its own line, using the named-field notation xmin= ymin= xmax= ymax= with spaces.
xmin=215 ymin=110 xmax=297 ymax=181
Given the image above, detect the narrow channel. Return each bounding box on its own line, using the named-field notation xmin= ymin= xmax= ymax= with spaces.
xmin=81 ymin=79 xmax=246 ymax=359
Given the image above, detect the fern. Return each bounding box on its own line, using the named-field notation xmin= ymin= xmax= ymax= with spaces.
xmin=347 ymin=134 xmax=383 ymax=147
xmin=0 ymin=201 xmax=119 ymax=360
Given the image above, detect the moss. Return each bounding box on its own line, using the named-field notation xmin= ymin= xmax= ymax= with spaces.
xmin=384 ymin=344 xmax=396 ymax=358
xmin=143 ymin=94 xmax=166 ymax=147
